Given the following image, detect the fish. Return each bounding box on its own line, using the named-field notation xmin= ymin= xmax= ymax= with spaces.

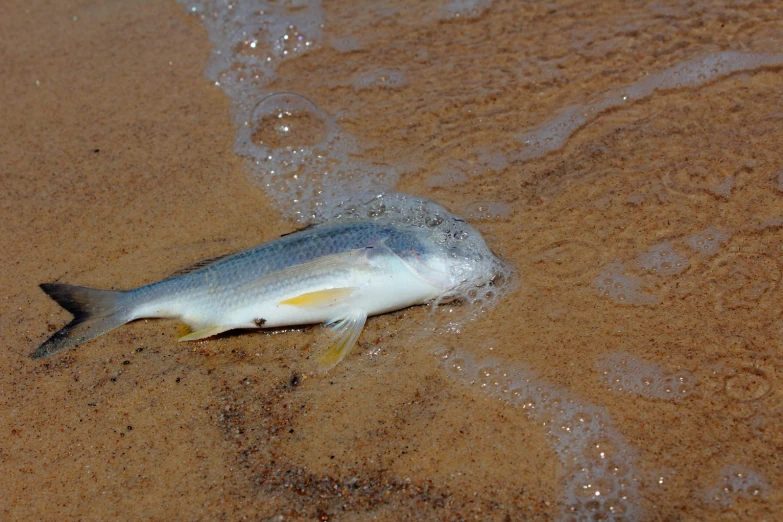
xmin=34 ymin=202 xmax=503 ymax=369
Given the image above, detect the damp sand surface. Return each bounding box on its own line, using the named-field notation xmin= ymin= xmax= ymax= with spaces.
xmin=2 ymin=1 xmax=783 ymax=520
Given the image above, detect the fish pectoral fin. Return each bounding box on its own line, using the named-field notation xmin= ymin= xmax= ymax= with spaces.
xmin=279 ymin=287 xmax=356 ymax=308
xmin=316 ymin=310 xmax=368 ymax=371
xmin=178 ymin=325 xmax=233 ymax=342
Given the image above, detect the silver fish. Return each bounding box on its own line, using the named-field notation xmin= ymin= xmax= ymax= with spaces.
xmin=35 ymin=206 xmax=502 ymax=368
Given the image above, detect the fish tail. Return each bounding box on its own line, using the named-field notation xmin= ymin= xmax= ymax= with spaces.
xmin=33 ymin=283 xmax=132 ymax=358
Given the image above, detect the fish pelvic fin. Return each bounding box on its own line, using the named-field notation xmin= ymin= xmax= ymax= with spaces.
xmin=176 ymin=323 xmax=193 ymax=338
xmin=177 ymin=325 xmax=234 ymax=342
xmin=316 ymin=310 xmax=367 ymax=371
xmin=33 ymin=283 xmax=131 ymax=359
xmin=279 ymin=287 xmax=356 ymax=307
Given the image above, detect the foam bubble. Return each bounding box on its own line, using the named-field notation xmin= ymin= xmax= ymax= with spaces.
xmin=240 ymin=92 xmax=330 ymax=149
xmin=635 ymin=243 xmax=690 ymax=276
xmin=598 ymin=352 xmax=694 ymax=401
xmin=683 ymin=228 xmax=730 ymax=257
xmin=593 ymin=262 xmax=660 ymax=306
xmin=704 ymin=466 xmax=768 ymax=507
xmin=437 ymin=349 xmax=641 ymax=520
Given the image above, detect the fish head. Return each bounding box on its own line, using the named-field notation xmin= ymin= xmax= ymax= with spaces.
xmin=440 ymin=218 xmax=503 ymax=290
xmin=398 ymin=217 xmax=507 ymax=300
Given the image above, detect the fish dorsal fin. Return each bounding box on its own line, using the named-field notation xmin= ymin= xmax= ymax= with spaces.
xmin=166 ymin=253 xmax=234 ymax=278
xmin=279 ymin=223 xmax=316 ymax=238
xmin=240 ymin=248 xmax=379 ymax=292
xmin=317 ymin=310 xmax=368 ymax=371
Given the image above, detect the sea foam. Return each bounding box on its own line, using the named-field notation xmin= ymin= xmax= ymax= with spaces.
xmin=598 ymin=352 xmax=694 ymax=401
xmin=437 ymin=348 xmax=641 ymax=520
xmin=180 ymin=0 xmax=398 ymax=222
xmin=516 ymin=52 xmax=783 ymax=161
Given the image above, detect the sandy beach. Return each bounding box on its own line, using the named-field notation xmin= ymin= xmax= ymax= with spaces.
xmin=2 ymin=0 xmax=782 ymax=520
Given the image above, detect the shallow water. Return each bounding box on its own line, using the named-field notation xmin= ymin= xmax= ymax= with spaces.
xmin=2 ymin=0 xmax=783 ymax=520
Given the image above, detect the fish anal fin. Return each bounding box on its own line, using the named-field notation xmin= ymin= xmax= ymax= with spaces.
xmin=279 ymin=287 xmax=355 ymax=308
xmin=178 ymin=325 xmax=233 ymax=342
xmin=316 ymin=311 xmax=367 ymax=371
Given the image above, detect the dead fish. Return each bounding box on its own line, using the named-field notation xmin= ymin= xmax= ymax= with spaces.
xmin=35 ymin=211 xmax=502 ymax=369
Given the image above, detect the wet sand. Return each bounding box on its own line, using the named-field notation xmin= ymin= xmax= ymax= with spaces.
xmin=2 ymin=0 xmax=782 ymax=520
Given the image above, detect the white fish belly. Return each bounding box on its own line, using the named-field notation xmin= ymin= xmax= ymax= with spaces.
xmin=226 ymin=260 xmax=444 ymax=328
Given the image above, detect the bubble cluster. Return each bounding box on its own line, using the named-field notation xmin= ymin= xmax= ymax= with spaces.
xmin=437 ymin=349 xmax=641 ymax=521
xmin=684 ymin=228 xmax=730 ymax=257
xmin=704 ymin=466 xmax=767 ymax=507
xmin=314 ymin=192 xmax=516 ymax=311
xmin=229 ymin=91 xmax=398 ymax=220
xmin=593 ymin=262 xmax=659 ymax=306
xmin=181 ymin=0 xmax=324 ymax=98
xmin=597 ymin=352 xmax=694 ymax=401
xmin=635 ymin=243 xmax=690 ymax=276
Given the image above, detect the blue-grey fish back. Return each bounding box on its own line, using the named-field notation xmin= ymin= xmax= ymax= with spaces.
xmin=134 ymin=221 xmax=427 ymax=306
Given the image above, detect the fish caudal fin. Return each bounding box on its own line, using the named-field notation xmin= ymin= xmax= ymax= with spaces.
xmin=33 ymin=283 xmax=131 ymax=358
xmin=317 ymin=310 xmax=367 ymax=371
